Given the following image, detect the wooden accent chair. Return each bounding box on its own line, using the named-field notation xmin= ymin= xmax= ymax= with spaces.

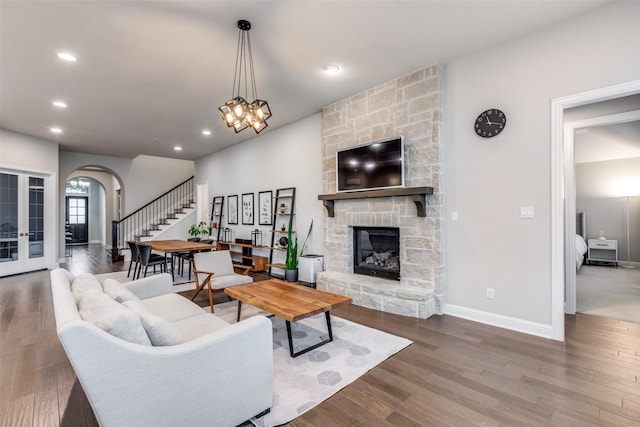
xmin=191 ymin=250 xmax=253 ymax=312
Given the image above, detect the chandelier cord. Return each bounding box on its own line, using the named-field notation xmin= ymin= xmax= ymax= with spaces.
xmin=247 ymin=34 xmax=258 ymax=101
xmin=232 ymin=29 xmax=242 ymax=99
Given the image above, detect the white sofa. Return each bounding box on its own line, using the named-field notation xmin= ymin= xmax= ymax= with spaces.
xmin=50 ymin=268 xmax=272 ymax=427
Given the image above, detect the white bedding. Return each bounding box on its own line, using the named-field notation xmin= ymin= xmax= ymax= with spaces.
xmin=576 ymin=234 xmax=587 ymax=271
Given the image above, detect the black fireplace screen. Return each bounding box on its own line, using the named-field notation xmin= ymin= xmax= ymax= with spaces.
xmin=353 ymin=226 xmax=400 ymax=280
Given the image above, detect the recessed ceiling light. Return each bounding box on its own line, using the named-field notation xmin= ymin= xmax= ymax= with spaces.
xmin=50 ymin=127 xmax=63 ymax=134
xmin=174 ymin=145 xmax=182 ymax=151
xmin=202 ymin=130 xmax=212 ymax=136
xmin=57 ymin=52 xmax=77 ymax=62
xmin=52 ymin=100 xmax=67 ymax=108
xmin=322 ymin=64 xmax=340 ymax=74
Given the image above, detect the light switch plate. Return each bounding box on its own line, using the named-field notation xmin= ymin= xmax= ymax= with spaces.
xmin=520 ymin=206 xmax=535 ymax=219
xmin=451 ymin=211 xmax=458 ymax=222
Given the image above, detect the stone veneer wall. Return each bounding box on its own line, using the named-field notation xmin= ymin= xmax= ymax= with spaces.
xmin=316 ymin=65 xmax=444 ymax=319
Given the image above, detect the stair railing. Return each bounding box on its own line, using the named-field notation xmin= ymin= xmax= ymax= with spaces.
xmin=110 ymin=176 xmax=194 ymax=260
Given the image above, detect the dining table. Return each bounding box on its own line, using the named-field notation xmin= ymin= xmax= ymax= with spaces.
xmin=146 ymin=239 xmax=217 ymax=282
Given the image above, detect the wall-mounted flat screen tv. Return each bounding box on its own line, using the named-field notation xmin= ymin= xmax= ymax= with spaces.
xmin=336 ymin=136 xmax=405 ymax=192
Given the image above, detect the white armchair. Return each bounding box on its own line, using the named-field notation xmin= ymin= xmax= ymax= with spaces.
xmin=191 ymin=250 xmax=253 ymax=312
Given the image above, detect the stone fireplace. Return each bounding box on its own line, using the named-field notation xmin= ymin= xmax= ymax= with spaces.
xmin=316 ymin=65 xmax=444 ymax=319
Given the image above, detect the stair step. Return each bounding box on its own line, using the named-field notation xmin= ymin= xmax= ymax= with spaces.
xmin=174 ymin=209 xmax=185 ymax=214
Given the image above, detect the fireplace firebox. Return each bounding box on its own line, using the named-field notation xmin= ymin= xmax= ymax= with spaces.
xmin=353 ymin=227 xmax=400 ymax=281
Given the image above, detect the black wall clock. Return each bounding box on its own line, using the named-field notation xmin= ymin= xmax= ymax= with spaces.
xmin=475 ymin=108 xmax=506 ymax=138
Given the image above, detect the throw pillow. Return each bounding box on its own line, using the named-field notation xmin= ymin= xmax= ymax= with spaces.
xmin=122 ymin=300 xmax=183 ymax=346
xmin=71 ymin=274 xmax=103 ymax=303
xmin=102 ymin=278 xmax=141 ymax=303
xmin=78 ymin=292 xmax=151 ymax=346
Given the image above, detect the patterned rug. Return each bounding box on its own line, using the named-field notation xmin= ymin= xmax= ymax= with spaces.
xmin=212 ymin=301 xmax=412 ymax=427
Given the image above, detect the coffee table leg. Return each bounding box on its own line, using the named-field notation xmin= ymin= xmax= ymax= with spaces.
xmin=286 ymin=311 xmax=334 ymax=358
xmin=236 ymin=301 xmax=242 ymax=323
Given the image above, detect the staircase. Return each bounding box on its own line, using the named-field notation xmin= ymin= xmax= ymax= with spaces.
xmin=110 ymin=177 xmax=195 ymax=260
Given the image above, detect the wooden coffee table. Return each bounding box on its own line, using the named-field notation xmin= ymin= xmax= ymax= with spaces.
xmin=224 ymin=279 xmax=352 ymax=357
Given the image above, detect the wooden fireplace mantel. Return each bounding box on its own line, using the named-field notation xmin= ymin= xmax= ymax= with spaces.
xmin=318 ymin=186 xmax=434 ymax=218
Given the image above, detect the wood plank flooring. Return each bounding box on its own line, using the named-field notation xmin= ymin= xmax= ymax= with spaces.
xmin=1 ymin=243 xmax=639 ymax=426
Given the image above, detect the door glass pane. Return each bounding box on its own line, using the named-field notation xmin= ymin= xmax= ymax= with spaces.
xmin=28 ymin=177 xmax=44 ymax=259
xmin=0 ymin=173 xmax=19 ymax=262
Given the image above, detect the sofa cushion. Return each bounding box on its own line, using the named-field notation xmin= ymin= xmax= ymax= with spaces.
xmin=142 ymin=293 xmax=207 ymax=322
xmin=172 ymin=313 xmax=231 ymax=342
xmin=78 ymin=292 xmax=151 ymax=346
xmin=102 ymin=278 xmax=141 ymax=303
xmin=122 ymin=300 xmax=183 ymax=346
xmin=71 ymin=274 xmax=104 ymax=303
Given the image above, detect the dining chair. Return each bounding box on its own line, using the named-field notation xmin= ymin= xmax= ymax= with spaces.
xmin=126 ymin=241 xmax=140 ymax=278
xmin=191 ymin=250 xmax=252 ymax=313
xmin=137 ymin=243 xmax=171 ymax=279
xmin=173 ymin=237 xmax=205 ymax=279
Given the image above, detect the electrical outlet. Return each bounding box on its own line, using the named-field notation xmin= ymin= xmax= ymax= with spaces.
xmin=486 ymin=288 xmax=495 ymax=299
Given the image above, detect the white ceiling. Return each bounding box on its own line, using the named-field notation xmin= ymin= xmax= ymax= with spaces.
xmin=575 ymin=121 xmax=640 ymax=164
xmin=0 ymin=1 xmax=609 ymax=160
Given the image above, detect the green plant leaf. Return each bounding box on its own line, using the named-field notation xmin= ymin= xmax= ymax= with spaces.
xmin=285 ymin=219 xmax=313 ymax=270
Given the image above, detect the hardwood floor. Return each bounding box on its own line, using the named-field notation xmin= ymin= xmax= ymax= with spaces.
xmin=1 ymin=243 xmax=640 ymax=426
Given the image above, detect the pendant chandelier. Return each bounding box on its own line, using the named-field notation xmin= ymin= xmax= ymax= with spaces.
xmin=218 ymin=20 xmax=271 ymax=134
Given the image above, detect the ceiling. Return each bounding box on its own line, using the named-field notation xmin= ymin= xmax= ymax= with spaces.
xmin=0 ymin=1 xmax=609 ymax=161
xmin=575 ymin=121 xmax=640 ymax=164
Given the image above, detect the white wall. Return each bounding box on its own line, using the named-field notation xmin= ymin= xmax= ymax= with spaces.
xmin=195 ymin=114 xmax=323 ymax=256
xmin=0 ymin=129 xmax=59 ymax=173
xmin=443 ymin=1 xmax=640 ymax=330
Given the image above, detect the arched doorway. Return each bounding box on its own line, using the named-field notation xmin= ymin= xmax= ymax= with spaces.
xmin=64 ymin=166 xmax=124 ymax=257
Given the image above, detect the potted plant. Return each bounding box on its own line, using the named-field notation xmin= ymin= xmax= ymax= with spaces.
xmin=188 ymin=221 xmax=209 ymax=240
xmin=285 ymin=219 xmax=313 ymax=282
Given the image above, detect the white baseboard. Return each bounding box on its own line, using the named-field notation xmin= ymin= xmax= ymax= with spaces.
xmin=443 ymin=303 xmax=553 ymax=339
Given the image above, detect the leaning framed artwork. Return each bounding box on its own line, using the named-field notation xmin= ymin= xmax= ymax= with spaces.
xmin=227 ymin=195 xmax=238 ymax=225
xmin=242 ymin=193 xmax=254 ymax=225
xmin=258 ymin=191 xmax=272 ymax=225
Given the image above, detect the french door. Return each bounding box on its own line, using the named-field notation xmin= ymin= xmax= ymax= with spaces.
xmin=0 ymin=170 xmax=48 ymax=276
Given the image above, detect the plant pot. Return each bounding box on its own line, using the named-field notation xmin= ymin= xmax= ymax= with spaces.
xmin=285 ymin=268 xmax=298 ymax=283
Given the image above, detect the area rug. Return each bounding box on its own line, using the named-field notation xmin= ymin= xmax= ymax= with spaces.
xmin=211 ymin=301 xmax=412 ymax=427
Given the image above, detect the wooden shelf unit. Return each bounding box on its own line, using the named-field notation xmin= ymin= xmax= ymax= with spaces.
xmin=209 ymin=196 xmax=224 ymax=242
xmin=217 ymin=241 xmax=268 ymax=272
xmin=268 ymin=187 xmax=296 ymax=279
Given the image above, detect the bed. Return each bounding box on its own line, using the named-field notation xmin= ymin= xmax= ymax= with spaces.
xmin=576 ymin=211 xmax=588 ymax=271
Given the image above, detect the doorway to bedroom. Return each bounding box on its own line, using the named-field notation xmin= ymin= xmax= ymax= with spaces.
xmin=566 ymin=98 xmax=640 ymax=323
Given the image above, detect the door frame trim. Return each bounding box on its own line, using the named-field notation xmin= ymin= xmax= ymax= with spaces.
xmin=551 ymin=79 xmax=640 ymax=341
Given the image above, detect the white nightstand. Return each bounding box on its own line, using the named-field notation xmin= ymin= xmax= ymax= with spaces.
xmin=587 ymin=239 xmax=618 ymax=267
